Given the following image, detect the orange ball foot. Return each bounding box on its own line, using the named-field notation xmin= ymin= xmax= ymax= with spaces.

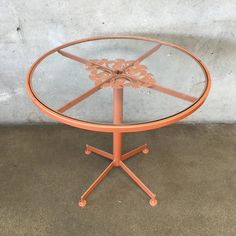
xmin=149 ymin=198 xmax=158 ymax=207
xmin=85 ymin=145 xmax=92 ymax=155
xmin=85 ymin=150 xmax=91 ymax=155
xmin=142 ymin=147 xmax=149 ymax=154
xmin=78 ymin=199 xmax=87 ymax=208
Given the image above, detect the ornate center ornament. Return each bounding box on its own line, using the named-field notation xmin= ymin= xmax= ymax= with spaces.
xmin=86 ymin=59 xmax=155 ymax=88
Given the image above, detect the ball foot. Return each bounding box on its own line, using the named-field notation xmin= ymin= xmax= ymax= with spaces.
xmin=78 ymin=199 xmax=87 ymax=208
xmin=85 ymin=145 xmax=92 ymax=155
xmin=149 ymin=198 xmax=158 ymax=207
xmin=142 ymin=147 xmax=149 ymax=154
xmin=85 ymin=149 xmax=91 ymax=155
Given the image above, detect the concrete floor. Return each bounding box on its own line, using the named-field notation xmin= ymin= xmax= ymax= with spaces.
xmin=0 ymin=124 xmax=235 ymax=236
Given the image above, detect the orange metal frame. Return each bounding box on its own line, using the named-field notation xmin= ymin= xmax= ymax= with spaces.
xmin=26 ymin=35 xmax=211 ymax=208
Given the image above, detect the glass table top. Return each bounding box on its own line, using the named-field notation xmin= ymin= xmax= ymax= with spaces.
xmin=30 ymin=37 xmax=209 ymax=126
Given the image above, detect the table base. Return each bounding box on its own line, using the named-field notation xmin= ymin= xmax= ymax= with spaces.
xmin=78 ymin=143 xmax=158 ymax=208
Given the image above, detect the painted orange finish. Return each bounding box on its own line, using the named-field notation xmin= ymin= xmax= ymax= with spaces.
xmin=26 ymin=35 xmax=211 ymax=207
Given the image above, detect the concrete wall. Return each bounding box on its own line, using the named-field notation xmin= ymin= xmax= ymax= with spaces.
xmin=0 ymin=0 xmax=236 ymax=124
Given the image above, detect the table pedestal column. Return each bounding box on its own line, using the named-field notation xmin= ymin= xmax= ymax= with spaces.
xmin=113 ymin=88 xmax=123 ymax=166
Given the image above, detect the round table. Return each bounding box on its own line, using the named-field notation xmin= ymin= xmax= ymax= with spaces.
xmin=26 ymin=35 xmax=211 ymax=207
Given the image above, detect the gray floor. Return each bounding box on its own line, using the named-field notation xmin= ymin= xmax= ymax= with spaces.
xmin=0 ymin=124 xmax=235 ymax=236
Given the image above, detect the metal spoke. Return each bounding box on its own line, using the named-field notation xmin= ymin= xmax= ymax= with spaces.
xmin=123 ymin=75 xmax=197 ymax=103
xmin=123 ymin=43 xmax=162 ymax=71
xmin=150 ymin=83 xmax=197 ymax=103
xmin=57 ymin=75 xmax=116 ymax=113
xmin=58 ymin=50 xmax=114 ymax=73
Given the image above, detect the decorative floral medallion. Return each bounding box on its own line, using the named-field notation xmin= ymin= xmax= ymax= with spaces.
xmin=86 ymin=59 xmax=155 ymax=88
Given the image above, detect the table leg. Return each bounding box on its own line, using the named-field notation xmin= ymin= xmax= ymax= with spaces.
xmin=85 ymin=144 xmax=113 ymax=160
xmin=79 ymin=161 xmax=114 ymax=207
xmin=122 ymin=144 xmax=149 ymax=161
xmin=119 ymin=161 xmax=158 ymax=206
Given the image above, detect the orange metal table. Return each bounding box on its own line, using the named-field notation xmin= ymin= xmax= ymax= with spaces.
xmin=26 ymin=35 xmax=211 ymax=207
